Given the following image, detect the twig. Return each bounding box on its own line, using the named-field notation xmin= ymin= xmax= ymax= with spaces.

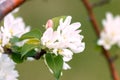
xmin=33 ymin=50 xmax=46 ymax=60
xmin=92 ymin=0 xmax=111 ymax=7
xmin=0 ymin=0 xmax=25 ymax=21
xmin=82 ymin=0 xmax=100 ymax=36
xmin=111 ymin=54 xmax=119 ymax=62
xmin=4 ymin=46 xmax=46 ymax=60
xmin=103 ymin=48 xmax=120 ymax=80
xmin=82 ymin=0 xmax=120 ymax=80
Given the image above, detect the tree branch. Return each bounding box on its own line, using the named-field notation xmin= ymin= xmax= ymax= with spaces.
xmin=0 ymin=0 xmax=25 ymax=21
xmin=82 ymin=0 xmax=100 ymax=36
xmin=82 ymin=0 xmax=120 ymax=80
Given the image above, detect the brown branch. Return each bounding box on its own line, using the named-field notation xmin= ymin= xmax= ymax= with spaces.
xmin=111 ymin=54 xmax=119 ymax=62
xmin=82 ymin=0 xmax=120 ymax=80
xmin=33 ymin=49 xmax=46 ymax=60
xmin=103 ymin=48 xmax=120 ymax=80
xmin=0 ymin=0 xmax=26 ymax=21
xmin=4 ymin=46 xmax=46 ymax=60
xmin=0 ymin=0 xmax=46 ymax=60
xmin=82 ymin=0 xmax=100 ymax=37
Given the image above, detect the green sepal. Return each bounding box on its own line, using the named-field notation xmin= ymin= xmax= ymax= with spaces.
xmin=52 ymin=16 xmax=67 ymax=30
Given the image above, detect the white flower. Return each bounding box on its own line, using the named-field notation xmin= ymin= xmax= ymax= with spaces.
xmin=42 ymin=16 xmax=85 ymax=70
xmin=61 ymin=49 xmax=73 ymax=62
xmin=98 ymin=12 xmax=120 ymax=50
xmin=63 ymin=62 xmax=71 ymax=70
xmin=41 ymin=27 xmax=58 ymax=49
xmin=0 ymin=54 xmax=19 ymax=80
xmin=41 ymin=16 xmax=85 ymax=53
xmin=56 ymin=16 xmax=85 ymax=53
xmin=58 ymin=49 xmax=72 ymax=70
xmin=0 ymin=10 xmax=30 ymax=47
xmin=98 ymin=32 xmax=113 ymax=50
xmin=53 ymin=48 xmax=73 ymax=70
xmin=3 ymin=13 xmax=30 ymax=37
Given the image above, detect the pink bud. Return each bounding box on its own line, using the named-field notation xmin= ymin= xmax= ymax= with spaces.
xmin=45 ymin=19 xmax=53 ymax=29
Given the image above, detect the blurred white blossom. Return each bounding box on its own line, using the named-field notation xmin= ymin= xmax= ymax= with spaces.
xmin=0 ymin=9 xmax=30 ymax=79
xmin=0 ymin=9 xmax=30 ymax=47
xmin=0 ymin=54 xmax=19 ymax=80
xmin=42 ymin=16 xmax=85 ymax=70
xmin=98 ymin=12 xmax=120 ymax=50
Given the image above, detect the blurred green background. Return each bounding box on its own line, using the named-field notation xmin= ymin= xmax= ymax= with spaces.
xmin=16 ymin=0 xmax=120 ymax=80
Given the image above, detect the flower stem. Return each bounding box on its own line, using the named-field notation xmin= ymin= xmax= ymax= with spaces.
xmin=82 ymin=0 xmax=120 ymax=80
xmin=103 ymin=48 xmax=120 ymax=80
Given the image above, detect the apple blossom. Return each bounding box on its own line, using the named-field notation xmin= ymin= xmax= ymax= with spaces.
xmin=42 ymin=16 xmax=85 ymax=70
xmin=0 ymin=9 xmax=30 ymax=47
xmin=98 ymin=12 xmax=120 ymax=50
xmin=57 ymin=16 xmax=85 ymax=53
xmin=42 ymin=16 xmax=85 ymax=52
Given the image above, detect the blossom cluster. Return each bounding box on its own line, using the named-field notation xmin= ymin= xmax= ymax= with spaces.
xmin=42 ymin=16 xmax=85 ymax=70
xmin=98 ymin=12 xmax=120 ymax=50
xmin=0 ymin=9 xmax=30 ymax=80
xmin=0 ymin=9 xmax=30 ymax=48
xmin=0 ymin=8 xmax=85 ymax=80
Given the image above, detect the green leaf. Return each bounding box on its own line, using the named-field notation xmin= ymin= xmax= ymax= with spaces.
xmin=20 ymin=43 xmax=40 ymax=57
xmin=11 ymin=53 xmax=24 ymax=63
xmin=10 ymin=36 xmax=19 ymax=44
xmin=52 ymin=16 xmax=67 ymax=30
xmin=11 ymin=45 xmax=21 ymax=53
xmin=45 ymin=53 xmax=63 ymax=80
xmin=20 ymin=29 xmax=42 ymax=40
xmin=24 ymin=50 xmax=37 ymax=57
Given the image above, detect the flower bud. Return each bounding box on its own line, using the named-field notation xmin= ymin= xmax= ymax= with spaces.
xmin=45 ymin=19 xmax=53 ymax=28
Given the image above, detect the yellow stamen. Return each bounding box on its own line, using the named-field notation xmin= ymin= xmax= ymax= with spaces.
xmin=10 ymin=29 xmax=13 ymax=35
xmin=58 ymin=49 xmax=63 ymax=54
xmin=5 ymin=43 xmax=12 ymax=48
xmin=0 ymin=39 xmax=2 ymax=44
